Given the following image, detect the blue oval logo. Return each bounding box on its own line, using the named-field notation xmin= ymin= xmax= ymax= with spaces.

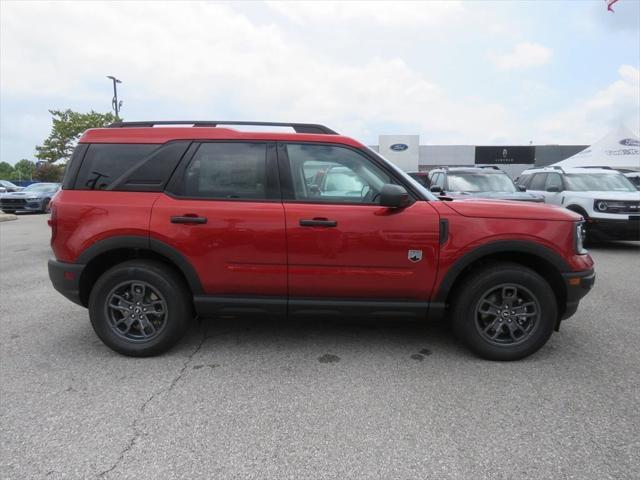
xmin=619 ymin=138 xmax=640 ymax=147
xmin=390 ymin=143 xmax=409 ymax=152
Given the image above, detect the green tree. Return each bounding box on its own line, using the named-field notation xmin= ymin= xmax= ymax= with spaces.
xmin=33 ymin=163 xmax=65 ymax=182
xmin=9 ymin=159 xmax=36 ymax=181
xmin=0 ymin=161 xmax=14 ymax=179
xmin=35 ymin=109 xmax=117 ymax=163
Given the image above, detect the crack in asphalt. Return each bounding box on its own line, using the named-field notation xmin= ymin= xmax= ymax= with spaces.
xmin=96 ymin=329 xmax=208 ymax=478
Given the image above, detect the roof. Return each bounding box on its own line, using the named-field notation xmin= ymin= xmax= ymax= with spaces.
xmin=551 ymin=126 xmax=639 ymax=169
xmin=431 ymin=167 xmax=507 ymax=174
xmin=79 ymin=122 xmax=364 ymax=148
xmin=522 ymin=166 xmax=623 ymax=175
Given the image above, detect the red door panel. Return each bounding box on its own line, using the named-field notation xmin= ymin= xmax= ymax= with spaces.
xmin=284 ymin=201 xmax=440 ymax=300
xmin=150 ymin=194 xmax=287 ymax=296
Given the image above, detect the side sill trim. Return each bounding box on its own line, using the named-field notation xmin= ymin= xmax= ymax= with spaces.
xmin=194 ymin=296 xmax=430 ymax=320
xmin=194 ymin=295 xmax=287 ymax=317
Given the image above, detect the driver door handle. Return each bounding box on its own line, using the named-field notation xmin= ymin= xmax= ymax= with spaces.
xmin=299 ymin=218 xmax=337 ymax=228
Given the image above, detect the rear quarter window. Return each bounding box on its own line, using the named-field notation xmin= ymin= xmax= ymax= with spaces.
xmin=74 ymin=144 xmax=158 ymax=190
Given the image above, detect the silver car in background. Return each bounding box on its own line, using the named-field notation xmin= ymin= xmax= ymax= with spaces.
xmin=0 ymin=182 xmax=61 ymax=213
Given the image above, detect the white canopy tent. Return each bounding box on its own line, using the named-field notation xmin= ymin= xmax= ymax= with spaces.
xmin=551 ymin=126 xmax=640 ymax=170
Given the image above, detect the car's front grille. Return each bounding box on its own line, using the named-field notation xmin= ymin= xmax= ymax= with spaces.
xmin=618 ymin=202 xmax=640 ymax=214
xmin=1 ymin=198 xmax=26 ymax=205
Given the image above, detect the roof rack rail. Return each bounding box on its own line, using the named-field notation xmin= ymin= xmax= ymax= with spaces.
xmin=580 ymin=165 xmax=612 ymax=170
xmin=107 ymin=121 xmax=338 ymax=135
xmin=479 ymin=165 xmax=502 ymax=170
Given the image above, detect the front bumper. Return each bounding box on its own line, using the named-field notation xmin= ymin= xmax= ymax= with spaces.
xmin=560 ymin=268 xmax=595 ymax=322
xmin=0 ymin=199 xmax=45 ymax=212
xmin=48 ymin=258 xmax=85 ymax=307
xmin=587 ymin=217 xmax=640 ymax=241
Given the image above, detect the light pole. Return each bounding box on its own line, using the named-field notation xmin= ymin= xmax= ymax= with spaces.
xmin=106 ymin=75 xmax=123 ymax=120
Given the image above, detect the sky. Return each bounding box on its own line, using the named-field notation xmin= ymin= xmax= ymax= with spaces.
xmin=1 ymin=0 xmax=639 ymax=164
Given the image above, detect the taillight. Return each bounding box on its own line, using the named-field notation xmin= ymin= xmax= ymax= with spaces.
xmin=49 ymin=204 xmax=57 ymax=244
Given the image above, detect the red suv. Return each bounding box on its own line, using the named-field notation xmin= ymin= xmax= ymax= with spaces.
xmin=48 ymin=121 xmax=595 ymax=360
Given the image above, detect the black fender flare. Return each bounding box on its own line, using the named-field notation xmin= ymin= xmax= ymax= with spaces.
xmin=76 ymin=235 xmax=203 ymax=294
xmin=433 ymin=240 xmax=571 ymax=305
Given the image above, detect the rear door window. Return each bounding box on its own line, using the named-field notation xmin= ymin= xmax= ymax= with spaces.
xmin=544 ymin=173 xmax=563 ymax=191
xmin=177 ymin=142 xmax=271 ymax=200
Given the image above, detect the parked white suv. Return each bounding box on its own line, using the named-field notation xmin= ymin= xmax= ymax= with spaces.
xmin=517 ymin=167 xmax=640 ymax=241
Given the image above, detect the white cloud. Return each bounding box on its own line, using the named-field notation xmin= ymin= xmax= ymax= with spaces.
xmin=0 ymin=1 xmax=515 ymax=147
xmin=488 ymin=42 xmax=553 ymax=70
xmin=536 ymin=65 xmax=640 ymax=142
xmin=265 ymin=1 xmax=465 ymax=27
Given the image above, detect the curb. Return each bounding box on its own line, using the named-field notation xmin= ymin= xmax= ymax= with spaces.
xmin=0 ymin=213 xmax=18 ymax=222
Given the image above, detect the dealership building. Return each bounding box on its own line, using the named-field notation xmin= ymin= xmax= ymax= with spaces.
xmin=370 ymin=135 xmax=587 ymax=179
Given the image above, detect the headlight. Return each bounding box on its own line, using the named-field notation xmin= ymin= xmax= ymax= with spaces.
xmin=594 ymin=199 xmax=628 ymax=213
xmin=575 ymin=222 xmax=587 ymax=254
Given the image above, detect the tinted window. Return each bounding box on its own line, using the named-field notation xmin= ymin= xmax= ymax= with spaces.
xmin=529 ymin=173 xmax=547 ymax=190
xmin=181 ymin=143 xmax=268 ymax=199
xmin=285 ymin=144 xmax=393 ymax=204
xmin=544 ymin=173 xmax=563 ymax=191
xmin=112 ymin=142 xmax=190 ymax=192
xmin=75 ymin=144 xmax=158 ymax=190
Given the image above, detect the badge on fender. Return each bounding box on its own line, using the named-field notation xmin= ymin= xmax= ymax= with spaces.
xmin=408 ymin=250 xmax=423 ymax=263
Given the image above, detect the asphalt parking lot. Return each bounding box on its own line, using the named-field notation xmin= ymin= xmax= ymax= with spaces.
xmin=1 ymin=214 xmax=639 ymax=480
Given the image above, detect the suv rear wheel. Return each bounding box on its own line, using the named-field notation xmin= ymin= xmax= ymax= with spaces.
xmin=451 ymin=262 xmax=557 ymax=361
xmin=89 ymin=260 xmax=192 ymax=357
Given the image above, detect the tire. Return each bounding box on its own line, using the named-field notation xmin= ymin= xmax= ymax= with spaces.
xmin=451 ymin=262 xmax=557 ymax=361
xmin=89 ymin=259 xmax=192 ymax=357
xmin=42 ymin=198 xmax=51 ymax=213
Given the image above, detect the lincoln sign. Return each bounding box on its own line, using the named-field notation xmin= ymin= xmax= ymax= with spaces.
xmin=475 ymin=146 xmax=535 ymax=164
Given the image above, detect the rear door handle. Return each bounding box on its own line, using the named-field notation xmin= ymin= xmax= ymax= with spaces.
xmin=171 ymin=215 xmax=207 ymax=224
xmin=299 ymin=218 xmax=337 ymax=227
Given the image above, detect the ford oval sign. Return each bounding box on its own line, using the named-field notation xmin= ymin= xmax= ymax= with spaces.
xmin=390 ymin=143 xmax=409 ymax=152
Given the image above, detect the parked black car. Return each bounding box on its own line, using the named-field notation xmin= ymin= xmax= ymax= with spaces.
xmin=428 ymin=167 xmax=544 ymax=202
xmin=0 ymin=182 xmax=60 ymax=213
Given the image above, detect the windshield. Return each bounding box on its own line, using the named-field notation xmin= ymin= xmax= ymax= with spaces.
xmin=0 ymin=180 xmax=18 ymax=188
xmin=364 ymin=147 xmax=438 ymax=200
xmin=564 ymin=173 xmax=636 ymax=192
xmin=447 ymin=173 xmax=517 ymax=193
xmin=23 ymin=183 xmax=58 ymax=193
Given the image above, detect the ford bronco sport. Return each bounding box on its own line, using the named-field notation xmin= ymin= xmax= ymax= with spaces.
xmin=48 ymin=121 xmax=595 ymax=360
xmin=518 ymin=166 xmax=640 ymax=242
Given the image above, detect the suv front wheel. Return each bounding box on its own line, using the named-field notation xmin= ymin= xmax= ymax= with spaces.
xmin=89 ymin=260 xmax=192 ymax=357
xmin=452 ymin=262 xmax=557 ymax=361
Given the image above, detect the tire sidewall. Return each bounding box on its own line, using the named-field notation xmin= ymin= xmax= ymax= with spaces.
xmin=453 ymin=266 xmax=557 ymax=361
xmin=89 ymin=261 xmax=190 ymax=357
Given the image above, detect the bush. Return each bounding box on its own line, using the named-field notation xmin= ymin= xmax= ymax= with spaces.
xmin=33 ymin=163 xmax=65 ymax=182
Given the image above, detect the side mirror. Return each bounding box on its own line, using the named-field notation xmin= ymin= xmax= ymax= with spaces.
xmin=546 ymin=186 xmax=561 ymax=192
xmin=380 ymin=184 xmax=411 ymax=208
xmin=430 ymin=185 xmax=443 ymax=193
xmin=518 ymin=185 xmax=526 ymax=192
